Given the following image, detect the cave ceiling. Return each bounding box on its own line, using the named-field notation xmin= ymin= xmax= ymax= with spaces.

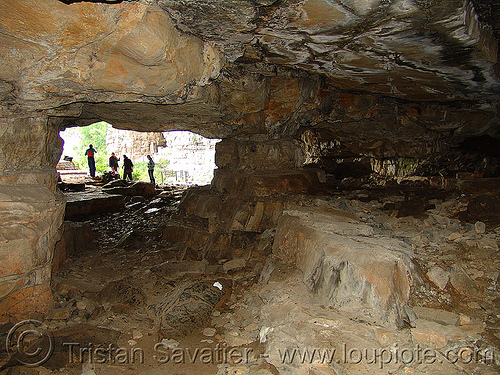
xmin=0 ymin=0 xmax=499 ymax=146
xmin=160 ymin=0 xmax=500 ymax=99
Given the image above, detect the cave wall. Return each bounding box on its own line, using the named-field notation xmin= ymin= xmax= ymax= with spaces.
xmin=0 ymin=114 xmax=65 ymax=323
xmin=106 ymin=127 xmax=166 ymax=160
xmin=159 ymin=0 xmax=500 ymax=101
xmin=0 ymin=0 xmax=499 ymax=322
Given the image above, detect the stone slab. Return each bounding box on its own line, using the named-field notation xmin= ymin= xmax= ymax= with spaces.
xmin=64 ymin=190 xmax=125 ymax=219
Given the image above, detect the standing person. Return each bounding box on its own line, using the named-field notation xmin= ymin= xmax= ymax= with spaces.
xmin=85 ymin=144 xmax=97 ymax=177
xmin=109 ymin=152 xmax=119 ymax=173
xmin=147 ymin=155 xmax=155 ymax=185
xmin=123 ymin=155 xmax=133 ymax=180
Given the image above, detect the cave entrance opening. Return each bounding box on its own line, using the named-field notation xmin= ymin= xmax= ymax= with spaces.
xmin=51 ymin=119 xmax=229 ymax=374
xmin=59 ymin=122 xmax=220 ymax=186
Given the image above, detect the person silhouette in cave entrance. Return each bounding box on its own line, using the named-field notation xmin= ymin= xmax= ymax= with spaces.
xmin=109 ymin=152 xmax=119 ymax=173
xmin=147 ymin=155 xmax=155 ymax=185
xmin=123 ymin=155 xmax=133 ymax=181
xmin=85 ymin=144 xmax=97 ymax=177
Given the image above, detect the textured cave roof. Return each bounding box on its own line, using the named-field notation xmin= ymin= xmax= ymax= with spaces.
xmin=157 ymin=0 xmax=500 ymax=101
xmin=22 ymin=0 xmax=498 ymax=103
xmin=1 ymin=0 xmax=499 ymax=143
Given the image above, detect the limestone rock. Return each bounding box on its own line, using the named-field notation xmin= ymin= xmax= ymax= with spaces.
xmin=106 ymin=128 xmax=166 ymax=161
xmin=48 ymin=307 xmax=75 ymax=320
xmin=412 ymin=306 xmax=459 ymax=326
xmin=213 ymin=169 xmax=325 ymax=198
xmin=475 ymin=221 xmax=486 ymax=234
xmin=0 ymin=0 xmax=221 ymax=108
xmin=159 ymin=0 xmax=500 ymax=101
xmin=272 ymin=206 xmax=414 ymax=327
xmin=160 ymin=338 xmax=179 ymax=349
xmin=1 ymin=0 xmax=497 ymax=144
xmin=179 ymin=188 xmax=223 ymax=219
xmin=447 ymin=232 xmax=462 ymax=242
xmin=99 ymin=280 xmax=146 ymax=306
xmin=203 ymin=327 xmax=216 ymax=337
xmin=449 ymin=263 xmax=480 ymax=298
xmin=225 ymin=333 xmax=252 ymax=347
xmin=150 ymin=260 xmax=208 ymax=277
xmin=411 ymin=318 xmax=484 ymax=349
xmin=160 ymin=0 xmax=256 ymax=61
xmin=426 ymin=266 xmax=449 ymax=291
xmin=223 ymin=258 xmax=247 ymax=273
xmin=65 ymin=190 xmax=125 ymax=219
xmin=132 ymin=330 xmax=143 ymax=340
xmin=0 ymin=180 xmax=65 ymax=323
xmin=102 ymin=181 xmax=156 ymax=197
xmin=410 ymin=326 xmax=448 ymax=349
xmin=76 ymin=298 xmax=98 ymax=315
xmin=2 ymin=0 xmax=500 ymax=340
xmin=215 ymin=139 xmax=304 ymax=173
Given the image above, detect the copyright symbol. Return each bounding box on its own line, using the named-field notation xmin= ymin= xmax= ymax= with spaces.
xmin=5 ymin=320 xmax=54 ymax=366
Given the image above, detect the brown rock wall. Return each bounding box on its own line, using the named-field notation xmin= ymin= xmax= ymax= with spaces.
xmin=106 ymin=127 xmax=166 ymax=160
xmin=0 ymin=0 xmax=221 ymax=109
xmin=0 ymin=116 xmax=62 ymax=172
xmin=0 ymin=114 xmax=65 ymax=323
xmin=0 ymin=184 xmax=65 ymax=323
xmin=215 ymin=138 xmax=304 ymax=172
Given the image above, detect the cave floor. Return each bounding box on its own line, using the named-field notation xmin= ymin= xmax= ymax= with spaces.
xmin=5 ymin=179 xmax=500 ymax=375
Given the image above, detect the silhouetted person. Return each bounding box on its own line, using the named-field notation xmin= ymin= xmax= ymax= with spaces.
xmin=123 ymin=155 xmax=133 ymax=180
xmin=147 ymin=155 xmax=155 ymax=184
xmin=85 ymin=144 xmax=97 ymax=177
xmin=109 ymin=152 xmax=119 ymax=172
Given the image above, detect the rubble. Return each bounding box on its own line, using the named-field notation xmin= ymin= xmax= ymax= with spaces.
xmin=11 ymin=174 xmax=496 ymax=375
xmin=155 ymin=281 xmax=225 ymax=337
xmin=426 ymin=266 xmax=450 ymax=291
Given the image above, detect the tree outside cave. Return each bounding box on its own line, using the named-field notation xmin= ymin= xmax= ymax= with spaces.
xmin=61 ymin=121 xmax=109 ymax=174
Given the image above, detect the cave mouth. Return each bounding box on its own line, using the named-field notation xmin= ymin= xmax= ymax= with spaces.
xmin=59 ymin=123 xmax=220 ymax=186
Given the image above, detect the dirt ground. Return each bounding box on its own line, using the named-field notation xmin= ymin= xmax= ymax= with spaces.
xmin=2 ymin=178 xmax=500 ymax=375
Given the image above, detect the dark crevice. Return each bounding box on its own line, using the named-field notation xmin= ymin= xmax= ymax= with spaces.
xmin=470 ymin=0 xmax=500 ymax=40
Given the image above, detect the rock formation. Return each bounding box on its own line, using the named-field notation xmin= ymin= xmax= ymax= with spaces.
xmin=106 ymin=127 xmax=166 ymax=160
xmin=0 ymin=2 xmax=499 ymax=372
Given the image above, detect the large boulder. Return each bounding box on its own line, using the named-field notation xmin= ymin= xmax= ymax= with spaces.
xmin=271 ymin=206 xmax=415 ymax=327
